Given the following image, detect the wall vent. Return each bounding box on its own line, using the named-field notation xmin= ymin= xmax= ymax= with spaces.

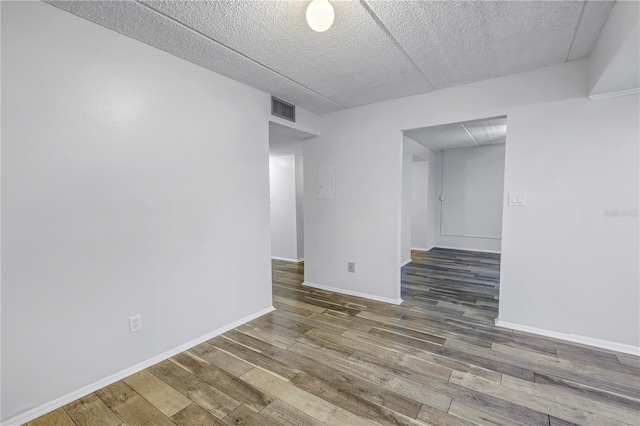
xmin=271 ymin=96 xmax=295 ymax=122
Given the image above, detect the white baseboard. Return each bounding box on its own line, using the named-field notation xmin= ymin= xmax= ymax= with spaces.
xmin=271 ymin=256 xmax=304 ymax=263
xmin=411 ymin=246 xmax=434 ymax=252
xmin=432 ymin=245 xmax=501 ymax=254
xmin=401 ymin=259 xmax=412 ymax=267
xmin=302 ymin=281 xmax=403 ymax=305
xmin=2 ymin=306 xmax=276 ymax=426
xmin=495 ymin=319 xmax=640 ymax=356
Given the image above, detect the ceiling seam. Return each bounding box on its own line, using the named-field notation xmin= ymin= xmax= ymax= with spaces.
xmin=359 ymin=0 xmax=438 ymax=91
xmin=133 ymin=0 xmax=348 ymax=110
xmin=565 ymin=0 xmax=588 ymax=62
xmin=460 ymin=123 xmax=480 ymax=146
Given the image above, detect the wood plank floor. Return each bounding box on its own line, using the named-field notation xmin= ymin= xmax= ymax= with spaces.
xmin=27 ymin=248 xmax=640 ymax=425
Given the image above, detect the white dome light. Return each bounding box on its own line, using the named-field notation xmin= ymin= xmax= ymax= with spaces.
xmin=306 ymin=0 xmax=334 ymax=32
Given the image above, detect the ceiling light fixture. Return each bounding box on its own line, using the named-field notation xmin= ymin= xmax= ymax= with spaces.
xmin=306 ymin=0 xmax=334 ymax=32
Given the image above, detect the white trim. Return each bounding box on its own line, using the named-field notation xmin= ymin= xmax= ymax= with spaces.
xmin=495 ymin=319 xmax=640 ymax=356
xmin=432 ymin=245 xmax=501 ymax=254
xmin=271 ymin=256 xmax=304 ymax=263
xmin=439 ymin=233 xmax=501 ymax=240
xmin=589 ymin=88 xmax=640 ymax=101
xmin=411 ymin=246 xmax=434 ymax=252
xmin=401 ymin=259 xmax=412 ymax=267
xmin=302 ymin=281 xmax=403 ymax=305
xmin=2 ymin=306 xmax=276 ymax=426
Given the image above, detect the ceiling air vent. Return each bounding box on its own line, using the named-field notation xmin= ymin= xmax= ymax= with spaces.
xmin=271 ymin=96 xmax=295 ymax=122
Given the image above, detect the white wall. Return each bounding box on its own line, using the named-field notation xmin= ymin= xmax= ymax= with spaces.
xmin=400 ymin=143 xmax=413 ymax=264
xmin=402 ymin=137 xmax=502 ymax=253
xmin=295 ymin=156 xmax=305 ymax=260
xmin=402 ymin=138 xmax=434 ymax=261
xmin=411 ymin=161 xmax=429 ymax=250
xmin=1 ymin=2 xmax=274 ymax=422
xmin=304 ymin=123 xmax=403 ymax=303
xmin=305 ymin=59 xmax=639 ymax=350
xmin=425 ymin=150 xmax=442 ymax=252
xmin=269 ymin=155 xmax=303 ymax=261
xmin=498 ymin=95 xmax=639 ymax=350
xmin=588 ymin=0 xmax=640 ymax=97
xmin=439 ymin=145 xmax=505 ymax=252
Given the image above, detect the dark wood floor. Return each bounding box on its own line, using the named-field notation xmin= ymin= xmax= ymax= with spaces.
xmin=27 ymin=249 xmax=640 ymax=425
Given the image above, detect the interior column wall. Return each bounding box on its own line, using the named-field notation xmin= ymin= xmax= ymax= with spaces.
xmin=401 ymin=142 xmax=413 ymax=264
xmin=411 ymin=161 xmax=430 ymax=251
xmin=295 ymin=155 xmax=305 ymax=261
xmin=269 ymin=155 xmax=300 ymax=261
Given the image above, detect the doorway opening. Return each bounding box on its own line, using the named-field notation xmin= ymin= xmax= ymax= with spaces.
xmin=400 ymin=115 xmax=507 ymax=323
xmin=268 ymin=121 xmax=316 ymax=265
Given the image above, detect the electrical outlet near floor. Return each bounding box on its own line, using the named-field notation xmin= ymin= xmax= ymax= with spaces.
xmin=129 ymin=314 xmax=142 ymax=333
xmin=348 ymin=262 xmax=355 ymax=273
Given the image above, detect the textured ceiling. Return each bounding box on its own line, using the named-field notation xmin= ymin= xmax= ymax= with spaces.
xmin=47 ymin=1 xmax=614 ymax=114
xmin=405 ymin=116 xmax=507 ymax=152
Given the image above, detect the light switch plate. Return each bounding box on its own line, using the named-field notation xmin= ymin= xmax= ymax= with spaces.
xmin=508 ymin=192 xmax=527 ymax=206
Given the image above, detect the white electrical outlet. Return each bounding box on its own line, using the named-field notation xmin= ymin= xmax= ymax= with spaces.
xmin=348 ymin=262 xmax=355 ymax=273
xmin=129 ymin=314 xmax=142 ymax=333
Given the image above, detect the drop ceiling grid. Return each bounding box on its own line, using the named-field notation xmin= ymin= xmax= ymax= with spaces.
xmin=47 ymin=0 xmax=344 ymax=114
xmin=464 ymin=117 xmax=508 ymax=146
xmin=460 ymin=123 xmax=481 ymax=146
xmin=404 ymin=116 xmax=507 ymax=152
xmin=366 ymin=0 xmax=594 ymax=89
xmin=46 ymin=0 xmax=615 ymax=115
xmin=140 ymin=0 xmax=434 ymax=109
xmin=406 ymin=124 xmax=478 ymax=152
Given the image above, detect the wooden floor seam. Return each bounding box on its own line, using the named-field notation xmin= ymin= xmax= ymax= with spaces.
xmin=25 ymin=248 xmax=640 ymax=426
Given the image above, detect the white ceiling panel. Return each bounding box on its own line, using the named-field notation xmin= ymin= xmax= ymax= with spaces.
xmin=139 ymin=1 xmax=434 ymax=109
xmin=46 ymin=1 xmax=615 ymax=114
xmin=47 ymin=0 xmax=345 ymax=114
xmin=405 ymin=116 xmax=507 ymax=152
xmin=464 ymin=117 xmax=508 ymax=146
xmin=366 ymin=1 xmax=591 ymax=89
xmin=405 ymin=123 xmax=477 ymax=152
